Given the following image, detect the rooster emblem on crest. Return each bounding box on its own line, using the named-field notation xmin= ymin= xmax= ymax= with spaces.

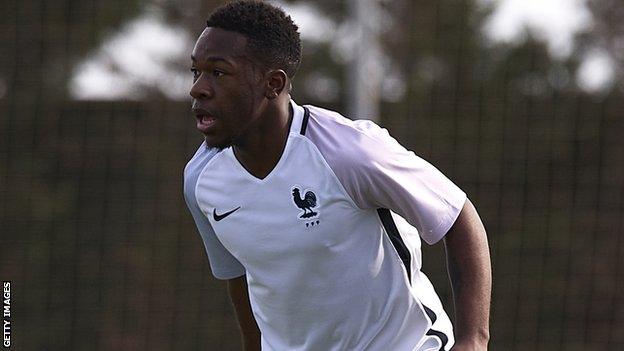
xmin=292 ymin=187 xmax=318 ymax=219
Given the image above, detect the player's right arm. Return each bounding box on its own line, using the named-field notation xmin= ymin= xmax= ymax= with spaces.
xmin=184 ymin=149 xmax=257 ymax=350
xmin=228 ymin=275 xmax=261 ymax=351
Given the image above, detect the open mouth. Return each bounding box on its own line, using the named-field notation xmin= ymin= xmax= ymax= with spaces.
xmin=196 ymin=114 xmax=217 ymax=133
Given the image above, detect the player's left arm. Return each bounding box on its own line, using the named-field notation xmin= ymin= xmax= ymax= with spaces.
xmin=443 ymin=199 xmax=491 ymax=350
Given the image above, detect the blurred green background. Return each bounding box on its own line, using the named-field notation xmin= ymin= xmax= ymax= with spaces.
xmin=1 ymin=0 xmax=623 ymax=350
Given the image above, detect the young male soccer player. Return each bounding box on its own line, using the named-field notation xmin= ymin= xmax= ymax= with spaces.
xmin=183 ymin=1 xmax=491 ymax=350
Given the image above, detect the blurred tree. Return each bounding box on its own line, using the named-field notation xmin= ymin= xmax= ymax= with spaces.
xmin=578 ymin=0 xmax=624 ymax=91
xmin=0 ymin=0 xmax=148 ymax=101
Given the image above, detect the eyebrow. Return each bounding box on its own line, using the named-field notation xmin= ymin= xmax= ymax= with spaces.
xmin=191 ymin=55 xmax=234 ymax=66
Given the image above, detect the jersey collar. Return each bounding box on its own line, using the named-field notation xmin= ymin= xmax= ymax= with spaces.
xmin=289 ymin=99 xmax=306 ymax=136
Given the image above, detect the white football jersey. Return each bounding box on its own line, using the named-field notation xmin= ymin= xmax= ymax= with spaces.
xmin=184 ymin=100 xmax=466 ymax=351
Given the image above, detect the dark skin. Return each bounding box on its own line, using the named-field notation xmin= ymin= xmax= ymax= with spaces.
xmin=190 ymin=27 xmax=292 ymax=179
xmin=228 ymin=275 xmax=261 ymax=351
xmin=190 ymin=28 xmax=491 ymax=351
xmin=444 ymin=200 xmax=491 ymax=350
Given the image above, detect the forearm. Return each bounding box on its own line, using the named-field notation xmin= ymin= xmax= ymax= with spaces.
xmin=227 ymin=275 xmax=261 ymax=351
xmin=443 ymin=200 xmax=491 ymax=349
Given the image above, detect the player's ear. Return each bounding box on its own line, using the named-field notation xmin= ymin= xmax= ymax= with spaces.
xmin=265 ymin=69 xmax=288 ymax=100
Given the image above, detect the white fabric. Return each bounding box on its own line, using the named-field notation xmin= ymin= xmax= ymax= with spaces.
xmin=304 ymin=105 xmax=466 ymax=245
xmin=183 ymin=100 xmax=466 ymax=350
xmin=184 ymin=144 xmax=245 ymax=279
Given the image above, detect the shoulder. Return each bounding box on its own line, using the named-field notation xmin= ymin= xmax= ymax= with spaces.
xmin=183 ymin=141 xmax=223 ymax=201
xmin=304 ymin=105 xmax=404 ymax=170
xmin=184 ymin=141 xmax=221 ymax=177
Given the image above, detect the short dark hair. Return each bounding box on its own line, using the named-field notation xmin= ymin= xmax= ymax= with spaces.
xmin=206 ymin=0 xmax=302 ymax=78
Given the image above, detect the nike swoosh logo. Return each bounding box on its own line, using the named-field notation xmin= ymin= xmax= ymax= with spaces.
xmin=213 ymin=207 xmax=241 ymax=221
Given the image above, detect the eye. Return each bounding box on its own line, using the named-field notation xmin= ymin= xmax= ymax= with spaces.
xmin=190 ymin=68 xmax=200 ymax=80
xmin=212 ymin=70 xmax=225 ymax=78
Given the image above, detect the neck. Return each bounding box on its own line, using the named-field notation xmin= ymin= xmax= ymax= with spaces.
xmin=233 ymin=97 xmax=292 ymax=179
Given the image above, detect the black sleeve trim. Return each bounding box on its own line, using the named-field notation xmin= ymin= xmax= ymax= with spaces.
xmin=377 ymin=208 xmax=412 ymax=283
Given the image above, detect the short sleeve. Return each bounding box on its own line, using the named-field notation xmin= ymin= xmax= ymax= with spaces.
xmin=305 ymin=110 xmax=466 ymax=245
xmin=348 ymin=122 xmax=466 ymax=244
xmin=185 ymin=196 xmax=246 ymax=279
xmin=183 ymin=145 xmax=246 ymax=280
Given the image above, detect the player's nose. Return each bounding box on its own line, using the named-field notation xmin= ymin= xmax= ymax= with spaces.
xmin=190 ymin=79 xmax=213 ymax=100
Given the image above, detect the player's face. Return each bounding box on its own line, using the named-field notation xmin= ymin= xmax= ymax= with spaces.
xmin=190 ymin=27 xmax=267 ymax=149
